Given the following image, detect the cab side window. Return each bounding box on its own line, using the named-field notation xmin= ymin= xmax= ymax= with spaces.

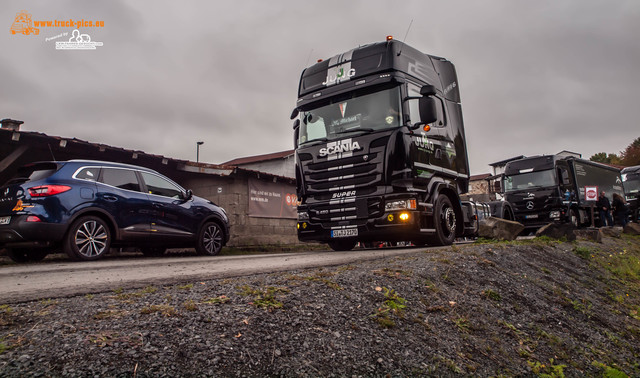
xmin=100 ymin=168 xmax=141 ymax=192
xmin=407 ymin=84 xmax=446 ymax=127
xmin=140 ymin=172 xmax=183 ymax=199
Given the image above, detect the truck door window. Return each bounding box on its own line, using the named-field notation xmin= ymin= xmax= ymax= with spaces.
xmin=558 ymin=167 xmax=570 ymax=185
xmin=407 ymin=84 xmax=445 ymax=127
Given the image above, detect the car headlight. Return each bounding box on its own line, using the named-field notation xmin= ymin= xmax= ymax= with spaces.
xmin=297 ymin=211 xmax=309 ymax=221
xmin=385 ymin=199 xmax=417 ymax=211
xmin=549 ymin=211 xmax=561 ymax=219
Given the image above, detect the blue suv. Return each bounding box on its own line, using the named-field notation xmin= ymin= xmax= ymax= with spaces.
xmin=0 ymin=160 xmax=230 ymax=262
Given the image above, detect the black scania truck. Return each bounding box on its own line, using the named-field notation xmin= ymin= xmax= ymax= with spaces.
xmin=290 ymin=37 xmax=510 ymax=251
xmin=503 ymin=155 xmax=624 ymax=229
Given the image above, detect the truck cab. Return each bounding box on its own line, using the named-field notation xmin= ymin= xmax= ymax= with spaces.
xmin=291 ymin=38 xmax=475 ymax=250
xmin=622 ymin=165 xmax=640 ymax=221
xmin=503 ymin=156 xmax=569 ymax=228
xmin=503 ymin=155 xmax=624 ymax=229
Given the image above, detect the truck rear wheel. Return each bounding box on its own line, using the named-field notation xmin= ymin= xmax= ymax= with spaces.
xmin=431 ymin=194 xmax=456 ymax=246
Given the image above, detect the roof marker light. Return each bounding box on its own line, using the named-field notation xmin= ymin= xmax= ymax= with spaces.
xmin=386 ymin=35 xmax=393 ymax=41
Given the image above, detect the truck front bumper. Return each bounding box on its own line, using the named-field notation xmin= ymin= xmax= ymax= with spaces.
xmin=297 ymin=209 xmax=426 ymax=243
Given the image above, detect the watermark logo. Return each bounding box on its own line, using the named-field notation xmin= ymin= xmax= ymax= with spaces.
xmin=9 ymin=10 xmax=39 ymax=35
xmin=55 ymin=29 xmax=103 ymax=50
xmin=10 ymin=10 xmax=105 ymax=50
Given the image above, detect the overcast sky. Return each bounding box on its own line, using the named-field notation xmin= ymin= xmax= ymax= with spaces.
xmin=2 ymin=0 xmax=639 ymax=174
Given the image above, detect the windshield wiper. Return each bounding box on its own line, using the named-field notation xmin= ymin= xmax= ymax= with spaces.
xmin=301 ymin=137 xmax=328 ymax=147
xmin=334 ymin=128 xmax=375 ymax=136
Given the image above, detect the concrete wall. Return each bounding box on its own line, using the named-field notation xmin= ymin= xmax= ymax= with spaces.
xmin=179 ymin=171 xmax=299 ymax=247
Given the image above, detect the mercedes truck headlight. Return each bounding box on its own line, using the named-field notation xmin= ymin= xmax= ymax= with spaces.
xmin=550 ymin=210 xmax=561 ymax=219
xmin=385 ymin=199 xmax=417 ymax=211
xmin=297 ymin=211 xmax=309 ymax=221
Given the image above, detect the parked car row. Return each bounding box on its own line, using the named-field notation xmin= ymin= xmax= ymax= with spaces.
xmin=0 ymin=160 xmax=230 ymax=263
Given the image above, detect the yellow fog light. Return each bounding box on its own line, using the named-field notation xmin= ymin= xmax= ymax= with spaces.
xmin=302 ymin=222 xmax=308 ymax=229
xmin=387 ymin=214 xmax=394 ymax=222
xmin=297 ymin=223 xmax=300 ymax=229
xmin=399 ymin=212 xmax=410 ymax=221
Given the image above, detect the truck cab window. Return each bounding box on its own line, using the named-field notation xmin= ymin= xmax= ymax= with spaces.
xmin=408 ymin=84 xmax=445 ymax=127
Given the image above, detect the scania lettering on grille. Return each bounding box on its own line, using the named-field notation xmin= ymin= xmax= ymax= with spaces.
xmin=319 ymin=139 xmax=362 ymax=158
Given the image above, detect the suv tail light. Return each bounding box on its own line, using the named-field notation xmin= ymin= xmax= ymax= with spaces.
xmin=28 ymin=185 xmax=71 ymax=197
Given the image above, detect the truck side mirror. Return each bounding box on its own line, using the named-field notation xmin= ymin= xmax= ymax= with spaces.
xmin=290 ymin=108 xmax=299 ymax=120
xmin=292 ymin=119 xmax=300 ymax=130
xmin=293 ymin=127 xmax=299 ymax=149
xmin=420 ymin=84 xmax=437 ymax=96
xmin=419 ymin=97 xmax=438 ymax=125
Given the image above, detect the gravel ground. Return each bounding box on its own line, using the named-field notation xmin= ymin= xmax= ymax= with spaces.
xmin=0 ymin=235 xmax=639 ymax=377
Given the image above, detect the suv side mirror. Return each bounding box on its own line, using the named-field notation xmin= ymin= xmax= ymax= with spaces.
xmin=184 ymin=189 xmax=193 ymax=201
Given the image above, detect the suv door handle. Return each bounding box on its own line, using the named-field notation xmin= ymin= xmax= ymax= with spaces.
xmin=153 ymin=203 xmax=163 ymax=209
xmin=103 ymin=195 xmax=118 ymax=202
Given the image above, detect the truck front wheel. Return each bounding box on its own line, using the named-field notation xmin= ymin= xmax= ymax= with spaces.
xmin=569 ymin=208 xmax=579 ymax=227
xmin=432 ymin=194 xmax=456 ymax=246
xmin=328 ymin=240 xmax=356 ymax=251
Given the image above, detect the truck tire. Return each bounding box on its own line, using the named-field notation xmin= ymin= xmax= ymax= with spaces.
xmin=490 ymin=201 xmax=514 ymax=221
xmin=569 ymin=208 xmax=579 ymax=227
xmin=431 ymin=194 xmax=456 ymax=246
xmin=328 ymin=240 xmax=356 ymax=251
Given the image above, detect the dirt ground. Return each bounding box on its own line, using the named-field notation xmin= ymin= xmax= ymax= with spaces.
xmin=0 ymin=234 xmax=638 ymax=377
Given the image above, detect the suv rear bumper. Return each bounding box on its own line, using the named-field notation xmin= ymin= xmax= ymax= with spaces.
xmin=0 ymin=215 xmax=67 ymax=247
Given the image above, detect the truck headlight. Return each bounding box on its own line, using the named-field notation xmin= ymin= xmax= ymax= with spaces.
xmin=385 ymin=199 xmax=417 ymax=211
xmin=549 ymin=211 xmax=561 ymax=219
xmin=298 ymin=211 xmax=309 ymax=221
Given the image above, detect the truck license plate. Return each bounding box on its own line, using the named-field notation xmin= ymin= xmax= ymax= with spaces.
xmin=525 ymin=214 xmax=538 ymax=219
xmin=331 ymin=228 xmax=358 ymax=238
xmin=0 ymin=216 xmax=10 ymax=225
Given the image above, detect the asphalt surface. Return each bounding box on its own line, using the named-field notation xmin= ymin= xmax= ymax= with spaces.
xmin=0 ymin=247 xmax=432 ymax=303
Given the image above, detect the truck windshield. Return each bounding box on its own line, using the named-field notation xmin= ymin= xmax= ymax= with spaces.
xmin=504 ymin=170 xmax=556 ymax=192
xmin=623 ymin=173 xmax=640 ymax=194
xmin=298 ymin=87 xmax=402 ymax=145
